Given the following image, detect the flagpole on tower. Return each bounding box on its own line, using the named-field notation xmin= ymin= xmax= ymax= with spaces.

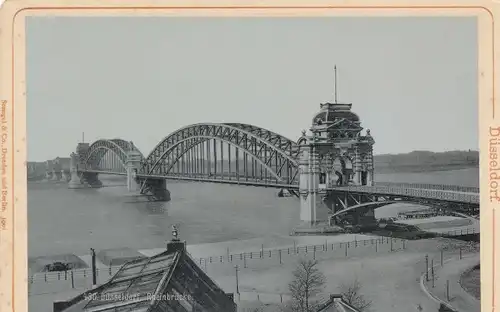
xmin=334 ymin=65 xmax=338 ymax=104
xmin=82 ymin=132 xmax=85 ymax=143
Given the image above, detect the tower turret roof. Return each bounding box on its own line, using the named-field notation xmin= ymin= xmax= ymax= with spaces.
xmin=312 ymin=103 xmax=360 ymax=125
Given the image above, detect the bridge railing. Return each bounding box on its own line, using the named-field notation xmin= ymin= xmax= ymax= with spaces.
xmin=83 ymin=167 xmax=126 ymax=173
xmin=429 ymin=227 xmax=479 ymax=237
xmin=374 ymin=182 xmax=479 ymax=194
xmin=141 ymin=174 xmax=298 ymax=188
xmin=330 ymin=185 xmax=480 ymax=204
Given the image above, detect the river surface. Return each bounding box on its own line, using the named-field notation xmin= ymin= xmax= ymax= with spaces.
xmin=28 ymin=168 xmax=479 ymax=258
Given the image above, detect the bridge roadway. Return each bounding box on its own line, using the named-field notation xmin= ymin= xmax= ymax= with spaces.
xmin=328 ymin=185 xmax=479 ymax=204
xmin=83 ymin=169 xmax=479 ymax=205
xmin=74 ymin=129 xmax=478 ymax=209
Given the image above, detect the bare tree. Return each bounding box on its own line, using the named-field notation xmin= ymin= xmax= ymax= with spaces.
xmin=287 ymin=259 xmax=326 ymax=312
xmin=339 ymin=278 xmax=372 ymax=312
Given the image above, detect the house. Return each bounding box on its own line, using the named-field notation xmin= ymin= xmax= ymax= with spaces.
xmin=27 ymin=161 xmax=47 ymax=180
xmin=54 ymin=232 xmax=237 ymax=312
xmin=316 ymin=294 xmax=362 ymax=312
xmin=53 ymin=157 xmax=71 ymax=171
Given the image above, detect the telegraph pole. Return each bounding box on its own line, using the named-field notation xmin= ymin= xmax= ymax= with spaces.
xmin=425 ymin=254 xmax=429 ymax=282
xmin=334 ymin=65 xmax=338 ymax=103
xmin=446 ymin=280 xmax=450 ymax=301
xmin=90 ymin=248 xmax=97 ymax=286
xmin=234 ymin=265 xmax=240 ymax=300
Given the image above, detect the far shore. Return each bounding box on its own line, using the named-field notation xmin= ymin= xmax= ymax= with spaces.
xmin=28 ymin=165 xmax=479 ymax=183
xmin=374 ymin=164 xmax=478 ymax=174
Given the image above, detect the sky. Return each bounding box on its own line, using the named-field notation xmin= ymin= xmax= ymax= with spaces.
xmin=26 ymin=16 xmax=478 ymax=161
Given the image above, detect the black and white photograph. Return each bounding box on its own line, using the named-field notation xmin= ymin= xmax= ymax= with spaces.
xmin=25 ymin=15 xmax=479 ymax=312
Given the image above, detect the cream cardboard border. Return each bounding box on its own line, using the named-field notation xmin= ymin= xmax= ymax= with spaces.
xmin=0 ymin=1 xmax=495 ymax=311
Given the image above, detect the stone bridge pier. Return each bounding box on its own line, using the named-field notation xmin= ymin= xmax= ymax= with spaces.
xmin=298 ymin=149 xmax=330 ymax=226
xmin=82 ymin=172 xmax=103 ymax=188
xmin=126 ymin=150 xmax=142 ymax=192
xmin=137 ymin=177 xmax=171 ymax=202
xmin=60 ymin=170 xmax=68 ymax=182
xmin=68 ymin=152 xmax=84 ymax=189
xmin=51 ymin=169 xmax=60 ymax=181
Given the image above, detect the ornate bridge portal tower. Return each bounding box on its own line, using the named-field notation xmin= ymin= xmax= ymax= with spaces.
xmin=68 ymin=142 xmax=103 ymax=188
xmin=298 ymin=101 xmax=375 ymax=226
xmin=126 ymin=149 xmax=142 ymax=192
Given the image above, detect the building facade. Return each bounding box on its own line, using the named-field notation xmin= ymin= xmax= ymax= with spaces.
xmin=298 ymin=102 xmax=375 ymax=225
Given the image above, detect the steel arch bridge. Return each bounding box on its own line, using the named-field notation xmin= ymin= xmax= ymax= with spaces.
xmin=329 ymin=200 xmax=478 ymax=222
xmin=76 ymin=123 xmax=479 ymax=215
xmin=79 ymin=123 xmax=303 ymax=187
xmin=136 ymin=123 xmax=302 ymax=187
xmin=81 ymin=138 xmax=144 ymax=174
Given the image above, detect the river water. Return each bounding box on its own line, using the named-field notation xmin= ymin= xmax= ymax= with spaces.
xmin=28 ymin=168 xmax=479 ymax=258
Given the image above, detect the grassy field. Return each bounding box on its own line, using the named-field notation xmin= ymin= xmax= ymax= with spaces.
xmin=460 ymin=264 xmax=480 ymax=300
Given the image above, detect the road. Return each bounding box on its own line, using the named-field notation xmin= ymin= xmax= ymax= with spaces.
xmin=423 ymin=254 xmax=480 ymax=312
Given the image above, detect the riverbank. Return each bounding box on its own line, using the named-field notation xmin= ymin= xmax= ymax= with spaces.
xmin=29 ymin=237 xmax=472 ymax=312
xmin=374 ymin=150 xmax=478 ymax=174
xmin=375 ymin=164 xmax=477 ymax=174
xmin=28 ymin=233 xmax=379 ymax=274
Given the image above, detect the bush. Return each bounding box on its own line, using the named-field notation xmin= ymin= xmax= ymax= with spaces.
xmin=388 ymin=231 xmax=436 ymax=240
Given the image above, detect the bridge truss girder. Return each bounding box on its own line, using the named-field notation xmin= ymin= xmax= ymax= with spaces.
xmin=82 ymin=139 xmax=144 ymax=174
xmin=328 ymin=190 xmax=480 ymax=219
xmin=139 ymin=123 xmax=302 ymax=186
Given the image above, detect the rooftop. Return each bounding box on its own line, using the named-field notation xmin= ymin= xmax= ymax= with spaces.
xmin=316 ymin=294 xmax=362 ymax=312
xmin=57 ymin=239 xmax=236 ymax=312
xmin=63 ymin=251 xmax=179 ymax=312
xmin=312 ymin=103 xmax=361 ymax=125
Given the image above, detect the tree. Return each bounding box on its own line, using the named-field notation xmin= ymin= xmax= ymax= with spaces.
xmin=339 ymin=278 xmax=372 ymax=312
xmin=287 ymin=259 xmax=326 ymax=312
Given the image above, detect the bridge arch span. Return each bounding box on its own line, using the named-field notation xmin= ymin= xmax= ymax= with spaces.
xmin=83 ymin=139 xmax=144 ymax=171
xmin=142 ymin=137 xmax=287 ymax=181
xmin=140 ymin=123 xmax=302 ymax=184
xmin=330 ymin=200 xmax=478 ymax=222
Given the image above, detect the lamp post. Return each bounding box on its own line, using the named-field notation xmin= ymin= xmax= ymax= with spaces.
xmin=90 ymin=248 xmax=97 ymax=286
xmin=234 ymin=265 xmax=240 ymax=299
xmin=425 ymin=254 xmax=429 ymax=282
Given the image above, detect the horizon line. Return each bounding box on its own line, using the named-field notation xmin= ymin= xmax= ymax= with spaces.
xmin=27 ymin=149 xmax=479 ymax=163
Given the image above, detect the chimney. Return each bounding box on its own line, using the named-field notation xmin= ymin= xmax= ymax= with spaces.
xmin=166 ymin=240 xmax=186 ymax=253
xmin=166 ymin=225 xmax=186 ymax=252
